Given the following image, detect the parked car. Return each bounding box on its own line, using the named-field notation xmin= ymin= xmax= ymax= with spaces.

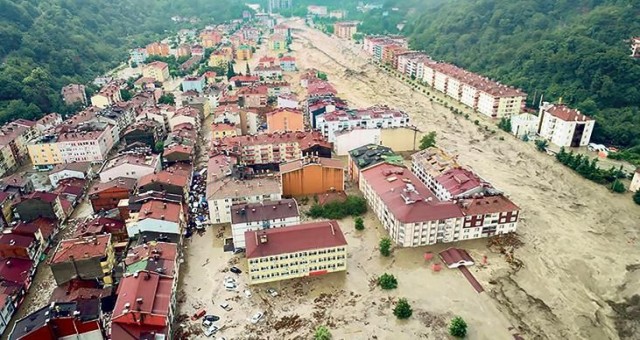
xmin=266 ymin=288 xmax=278 ymax=297
xmin=203 ymin=324 xmax=219 ymax=337
xmin=224 ymin=281 xmax=236 ymax=290
xmin=191 ymin=308 xmax=206 ymax=321
xmin=220 ymin=302 xmax=232 ymax=311
xmin=250 ymin=312 xmax=264 ymax=324
xmin=244 ymin=289 xmax=252 ymax=298
xmin=588 ymin=143 xmax=608 ymax=152
xmin=233 ymin=248 xmax=245 ymax=254
xmin=203 ymin=315 xmax=220 ymax=322
xmin=230 ymin=266 xmax=242 ymax=274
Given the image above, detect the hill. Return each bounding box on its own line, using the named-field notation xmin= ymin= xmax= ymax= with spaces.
xmin=359 ymin=0 xmax=640 ymax=150
xmin=0 ymin=0 xmax=245 ymax=123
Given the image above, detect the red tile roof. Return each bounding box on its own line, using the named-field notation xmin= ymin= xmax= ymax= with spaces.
xmin=320 ymin=106 xmax=407 ymax=122
xmin=89 ymin=177 xmax=137 ymax=194
xmin=246 ymin=221 xmax=347 ymax=259
xmin=545 ymin=104 xmax=593 ymax=122
xmin=147 ymin=61 xmax=168 ymax=69
xmin=459 ymin=195 xmax=519 ymax=215
xmin=265 ymin=108 xmax=303 ymax=117
xmin=26 ymin=191 xmax=59 ymax=203
xmin=360 ymin=163 xmax=463 ymax=223
xmin=213 ymin=130 xmax=331 ymax=153
xmin=237 ymin=85 xmax=268 ymax=95
xmin=230 ymin=75 xmax=259 ymax=83
xmin=211 ymin=123 xmax=237 ymax=131
xmin=280 ymin=56 xmax=296 ymax=62
xmin=138 ymin=200 xmax=182 ymax=223
xmin=434 ymin=168 xmax=487 ymax=197
xmin=439 ymin=248 xmax=474 ymax=267
xmin=0 ymin=258 xmax=33 ymax=284
xmin=54 ymin=178 xmax=87 ymax=196
xmin=0 ymin=234 xmax=35 ymax=248
xmin=74 ymin=217 xmax=126 ymax=238
xmin=49 ymin=279 xmax=112 ymax=303
xmin=307 ymin=81 xmax=337 ymax=96
xmin=50 ymin=234 xmax=111 ymax=264
xmin=113 ymin=271 xmax=172 ymax=319
xmin=13 ymin=218 xmax=57 ymax=240
xmin=138 ymin=171 xmax=188 ymax=189
xmin=163 ymin=144 xmax=193 ymax=157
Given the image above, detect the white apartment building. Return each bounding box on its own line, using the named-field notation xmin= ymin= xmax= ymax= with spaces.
xmin=206 ymin=176 xmax=282 ymax=224
xmin=537 ymin=102 xmax=595 ymax=147
xmin=510 ymin=113 xmax=539 ymax=138
xmin=334 ymin=128 xmax=381 ymax=156
xmin=359 ymin=162 xmax=519 ymax=247
xmin=99 ymin=154 xmax=161 ymax=182
xmin=315 ymin=106 xmax=410 ymax=143
xmin=230 ymin=199 xmax=300 ymax=249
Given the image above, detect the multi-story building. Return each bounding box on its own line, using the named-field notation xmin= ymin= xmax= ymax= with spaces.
xmin=212 ymin=131 xmax=332 ymax=166
xmin=246 ymin=220 xmax=348 ymax=284
xmin=49 ymin=234 xmax=115 ymax=286
xmin=280 ymin=157 xmax=345 ymax=196
xmin=27 ymin=121 xmax=115 ymax=169
xmin=334 ymin=22 xmax=358 ymax=39
xmin=130 ymin=47 xmax=148 ymax=65
xmin=362 ymin=162 xmax=519 ymax=247
xmin=236 ymin=44 xmax=253 ymax=60
xmin=60 ymin=84 xmax=87 ymax=105
xmin=268 ymin=0 xmax=292 ymax=13
xmin=211 ymin=123 xmax=240 ymax=139
xmin=510 ymin=113 xmax=539 ymax=139
xmin=0 ymin=234 xmax=39 ymax=261
xmin=537 ymin=102 xmax=595 ymax=147
xmin=90 ymin=82 xmax=122 ymax=108
xmin=307 ymin=5 xmax=328 ymax=16
xmin=13 ymin=192 xmax=66 ymax=223
xmin=143 ymin=61 xmax=170 ymax=83
xmin=231 ymin=199 xmax=300 ymax=249
xmin=277 ymin=93 xmax=298 ymax=109
xmin=88 ymin=178 xmax=137 ymax=213
xmin=200 ymin=29 xmax=222 ymax=47
xmin=410 ymin=147 xmax=459 ymax=193
xmin=279 ymin=56 xmax=296 ymax=71
xmin=266 ymin=108 xmax=304 ymax=133
xmin=363 ymin=36 xmax=408 ymax=61
xmin=0 ymin=119 xmax=39 ymax=175
xmin=99 ymin=154 xmax=161 ymax=182
xmin=238 ymin=85 xmax=268 ymax=108
xmin=126 ymin=200 xmax=185 ymax=236
xmin=146 ymin=42 xmax=170 ymax=56
xmin=207 ymin=175 xmax=282 ymax=224
xmin=316 ymin=106 xmax=410 ymax=143
xmin=175 ymin=43 xmax=191 ymax=58
xmin=182 ymin=75 xmax=205 ymax=93
xmin=254 ymin=65 xmax=283 ymax=79
xmin=168 ymin=106 xmax=200 ymax=131
xmin=111 ymin=271 xmax=175 ymax=340
xmin=631 ymin=37 xmax=640 ymax=58
xmin=48 ymin=162 xmax=92 ymax=187
xmin=269 ymin=34 xmax=287 ymax=52
xmin=138 ymin=170 xmax=189 ymax=198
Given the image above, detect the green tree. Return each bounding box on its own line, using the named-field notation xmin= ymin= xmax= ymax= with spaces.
xmin=120 ymin=89 xmax=133 ymax=101
xmin=419 ymin=131 xmax=437 ymax=150
xmin=313 ymin=325 xmax=331 ymax=340
xmin=226 ymin=61 xmax=236 ymax=80
xmin=535 ymin=139 xmax=549 ymax=152
xmin=379 ymin=237 xmax=392 ymax=257
xmin=158 ymin=93 xmax=175 ymax=105
xmin=245 ymin=62 xmax=251 ymax=76
xmin=610 ymin=179 xmax=626 ymax=193
xmin=154 ymin=141 xmax=164 ymax=153
xmin=634 ymin=190 xmax=640 ymax=205
xmin=449 ymin=316 xmax=468 ymax=338
xmin=377 ymin=273 xmax=398 ymax=290
xmin=497 ymin=117 xmax=512 ymax=133
xmin=354 ymin=217 xmax=364 ymax=231
xmin=393 ymin=298 xmax=412 ymax=319
xmin=316 ymin=72 xmax=328 ymax=81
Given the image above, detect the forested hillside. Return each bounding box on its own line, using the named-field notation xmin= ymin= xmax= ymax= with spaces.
xmin=0 ymin=0 xmax=245 ymax=123
xmin=360 ymin=0 xmax=640 ymax=150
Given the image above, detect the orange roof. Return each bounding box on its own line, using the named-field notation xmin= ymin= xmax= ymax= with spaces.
xmin=138 ymin=171 xmax=188 ymax=188
xmin=211 ymin=123 xmax=237 ymax=131
xmin=138 ymin=200 xmax=182 ymax=223
xmin=50 ymin=234 xmax=111 ymax=264
xmin=545 ymin=104 xmax=593 ymax=122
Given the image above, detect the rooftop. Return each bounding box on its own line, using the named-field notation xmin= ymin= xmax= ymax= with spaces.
xmin=231 ymin=199 xmax=299 ymax=225
xmin=360 ymin=163 xmax=463 ymax=223
xmin=146 ymin=61 xmax=169 ymax=69
xmin=279 ymin=157 xmax=345 ymax=173
xmin=138 ymin=171 xmax=189 ymax=189
xmin=212 ymin=131 xmax=331 ymax=154
xmin=112 ymin=271 xmax=172 ymax=321
xmin=12 ymin=218 xmax=57 ymax=240
xmin=137 ymin=200 xmax=182 ymax=223
xmin=50 ymin=234 xmax=111 ymax=264
xmin=207 ymin=174 xmax=281 ymax=200
xmin=544 ymin=104 xmax=594 ymax=122
xmin=266 ymin=108 xmax=303 ymax=117
xmin=459 ymin=194 xmax=519 ymax=216
xmin=319 ymin=105 xmax=408 ymax=122
xmin=0 ymin=233 xmax=35 ymax=248
xmin=434 ymin=168 xmax=489 ymax=197
xmin=348 ymin=144 xmax=404 ymax=170
xmin=50 ymin=162 xmax=92 ymax=175
xmin=0 ymin=257 xmax=33 ymax=284
xmin=89 ymin=177 xmax=137 ymax=194
xmin=103 ymin=154 xmax=159 ymax=172
xmin=10 ymin=299 xmax=100 ymax=340
xmin=49 ymin=279 xmax=112 ymax=303
xmin=74 ymin=217 xmax=126 ymax=238
xmin=411 ymin=147 xmax=459 ymax=178
xmin=136 ymin=231 xmax=180 ymax=246
xmin=307 ymin=81 xmax=337 ymax=96
xmin=246 ymin=221 xmax=347 ymax=259
xmin=124 ymin=242 xmax=177 ymax=276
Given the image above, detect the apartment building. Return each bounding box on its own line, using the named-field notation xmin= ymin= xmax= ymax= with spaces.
xmin=246 ymin=220 xmax=347 ymax=284
xmin=269 ymin=34 xmax=287 ymax=52
xmin=238 ymin=85 xmax=268 ymax=108
xmin=266 ymin=108 xmax=304 ymax=133
xmin=90 ymin=82 xmax=122 ymax=108
xmin=126 ymin=200 xmax=185 ymax=236
xmin=182 ymin=75 xmax=205 ymax=93
xmin=0 ymin=119 xmax=38 ymax=175
xmin=236 ymin=44 xmax=253 ymax=60
xmin=27 ymin=121 xmax=114 ymax=169
xmin=231 ymin=199 xmax=300 ymax=249
xmin=347 ymin=143 xmax=403 ymax=183
xmin=363 ymin=36 xmax=408 ymax=59
xmin=254 ymin=65 xmax=283 ymax=79
xmin=143 ymin=61 xmax=170 ymax=83
xmin=279 ymin=56 xmax=297 ymax=71
xmin=99 ymin=154 xmax=161 ymax=182
xmin=268 ymin=0 xmax=292 ymax=13
xmin=360 ymin=162 xmax=519 ymax=247
xmin=212 ymin=131 xmax=332 ymax=166
xmin=49 ymin=234 xmax=115 ymax=286
xmin=60 ymin=84 xmax=87 ymax=105
xmin=200 ymin=29 xmax=222 ymax=47
xmin=316 ymin=106 xmax=410 ymax=143
xmin=130 ymin=47 xmax=148 ymax=64
xmin=411 ymin=147 xmax=459 ymax=192
xmin=334 ymin=22 xmax=358 ymax=39
xmin=307 ymin=5 xmax=328 ymax=16
xmin=207 ymin=176 xmax=282 ymax=224
xmin=280 ymin=157 xmax=345 ymax=196
xmin=537 ymin=102 xmax=595 ymax=147
xmin=146 ymin=42 xmax=170 ymax=56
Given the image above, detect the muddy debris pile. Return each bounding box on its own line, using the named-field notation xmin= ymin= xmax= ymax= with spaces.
xmin=488 ymin=233 xmax=524 ymax=270
xmin=273 ymin=314 xmax=306 ymax=332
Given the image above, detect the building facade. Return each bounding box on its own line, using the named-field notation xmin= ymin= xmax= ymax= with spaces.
xmin=537 ymin=102 xmax=595 ymax=147
xmin=246 ymin=221 xmax=348 ymax=284
xmin=280 ymin=157 xmax=345 ymax=196
xmin=266 ymin=108 xmax=304 ymax=133
xmin=143 ymin=61 xmax=170 ymax=83
xmin=316 ymin=106 xmax=410 ymax=143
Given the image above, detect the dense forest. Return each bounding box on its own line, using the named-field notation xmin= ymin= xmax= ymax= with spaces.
xmin=0 ymin=0 xmax=246 ymax=123
xmin=357 ymin=0 xmax=640 ymax=151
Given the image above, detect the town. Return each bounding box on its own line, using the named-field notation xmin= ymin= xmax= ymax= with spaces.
xmin=0 ymin=2 xmax=639 ymax=340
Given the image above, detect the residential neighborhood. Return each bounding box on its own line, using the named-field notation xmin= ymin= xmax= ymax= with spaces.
xmin=0 ymin=4 xmax=639 ymax=340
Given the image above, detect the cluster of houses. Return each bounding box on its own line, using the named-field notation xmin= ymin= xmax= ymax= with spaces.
xmin=361 ymin=35 xmax=597 ymax=148
xmin=0 ymin=57 xmax=207 ymax=339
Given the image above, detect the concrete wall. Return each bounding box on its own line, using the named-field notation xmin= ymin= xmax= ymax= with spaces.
xmin=380 ymin=127 xmax=421 ymax=152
